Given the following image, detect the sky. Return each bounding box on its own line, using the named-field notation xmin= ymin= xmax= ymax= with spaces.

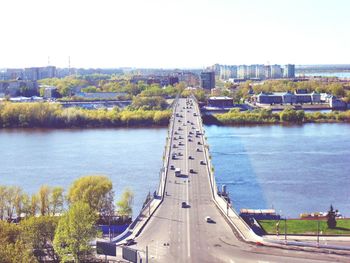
xmin=1 ymin=0 xmax=349 ymax=68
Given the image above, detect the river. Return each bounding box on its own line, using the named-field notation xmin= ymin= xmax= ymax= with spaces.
xmin=0 ymin=124 xmax=349 ymax=218
xmin=206 ymin=123 xmax=350 ymax=218
xmin=0 ymin=128 xmax=166 ymax=217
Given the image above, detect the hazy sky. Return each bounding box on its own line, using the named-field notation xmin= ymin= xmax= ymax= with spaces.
xmin=1 ymin=0 xmax=349 ymax=68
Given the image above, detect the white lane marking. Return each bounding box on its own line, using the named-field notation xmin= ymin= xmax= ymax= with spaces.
xmin=185 ymin=102 xmax=191 ymax=257
xmin=184 ymin=102 xmax=191 ymax=258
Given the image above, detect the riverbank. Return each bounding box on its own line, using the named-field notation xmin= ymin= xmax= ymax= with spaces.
xmin=0 ymin=102 xmax=171 ymax=128
xmin=203 ymin=108 xmax=350 ymax=125
xmin=259 ymin=219 xmax=350 ymax=235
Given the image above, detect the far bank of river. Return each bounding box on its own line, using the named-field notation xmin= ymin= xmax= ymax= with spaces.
xmin=0 ymin=123 xmax=349 ymax=219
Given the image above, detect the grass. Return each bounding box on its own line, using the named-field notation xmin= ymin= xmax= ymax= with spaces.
xmin=259 ymin=219 xmax=350 ymax=235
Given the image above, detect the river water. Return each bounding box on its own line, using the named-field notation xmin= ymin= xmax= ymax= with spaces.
xmin=206 ymin=123 xmax=350 ymax=218
xmin=0 ymin=124 xmax=349 ymax=218
xmin=0 ymin=128 xmax=166 ymax=217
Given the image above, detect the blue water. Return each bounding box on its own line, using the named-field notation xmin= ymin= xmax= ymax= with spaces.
xmin=297 ymin=72 xmax=350 ymax=78
xmin=206 ymin=124 xmax=350 ymax=218
xmin=1 ymin=124 xmax=349 ymax=219
xmin=0 ymin=128 xmax=167 ymax=217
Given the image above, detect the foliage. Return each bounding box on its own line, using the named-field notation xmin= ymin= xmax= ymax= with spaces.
xmin=210 ymin=109 xmax=350 ymax=125
xmin=0 ymin=102 xmax=171 ymax=128
xmin=116 ymin=188 xmax=134 ymax=217
xmin=130 ymin=96 xmax=168 ymax=110
xmin=181 ymin=89 xmax=207 ymax=102
xmin=0 ymin=221 xmax=37 ymax=263
xmin=53 ymin=201 xmax=98 ymax=263
xmin=68 ymin=175 xmax=113 ymax=213
xmin=259 ymin=219 xmax=350 ymax=235
xmin=21 ymin=216 xmax=60 ymax=262
xmin=327 ymin=205 xmax=337 ymax=229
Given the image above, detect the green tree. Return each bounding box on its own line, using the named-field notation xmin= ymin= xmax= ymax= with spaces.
xmin=116 ymin=188 xmax=134 ymax=218
xmin=30 ymin=194 xmax=39 ymax=216
xmin=53 ymin=201 xmax=98 ymax=263
xmin=68 ymin=175 xmax=113 ymax=213
xmin=327 ymin=205 xmax=337 ymax=229
xmin=0 ymin=221 xmax=36 ymax=263
xmin=39 ymin=185 xmax=50 ymax=216
xmin=21 ymin=216 xmax=60 ymax=262
xmin=0 ymin=185 xmax=7 ymax=220
xmin=50 ymin=187 xmax=65 ymax=216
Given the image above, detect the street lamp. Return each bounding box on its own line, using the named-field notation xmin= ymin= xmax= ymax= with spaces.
xmin=284 ymin=216 xmax=287 ymax=243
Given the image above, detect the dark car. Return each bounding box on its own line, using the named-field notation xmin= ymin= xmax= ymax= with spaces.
xmin=181 ymin=201 xmax=187 ymax=208
xmin=124 ymin=238 xmax=136 ymax=246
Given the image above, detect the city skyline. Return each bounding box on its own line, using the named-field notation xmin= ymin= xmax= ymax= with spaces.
xmin=1 ymin=0 xmax=350 ymax=68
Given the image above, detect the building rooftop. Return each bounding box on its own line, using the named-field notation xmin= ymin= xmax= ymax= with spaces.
xmin=208 ymin=96 xmax=232 ymax=100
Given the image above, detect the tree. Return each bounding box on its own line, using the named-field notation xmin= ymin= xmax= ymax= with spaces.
xmin=50 ymin=187 xmax=65 ymax=216
xmin=39 ymin=185 xmax=50 ymax=216
xmin=327 ymin=205 xmax=337 ymax=229
xmin=53 ymin=201 xmax=98 ymax=262
xmin=30 ymin=194 xmax=39 ymax=216
xmin=68 ymin=175 xmax=113 ymax=213
xmin=21 ymin=216 xmax=60 ymax=262
xmin=0 ymin=221 xmax=36 ymax=263
xmin=0 ymin=185 xmax=7 ymax=220
xmin=116 ymin=188 xmax=134 ymax=218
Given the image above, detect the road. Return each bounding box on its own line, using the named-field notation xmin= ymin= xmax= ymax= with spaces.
xmin=131 ymin=98 xmax=348 ymax=263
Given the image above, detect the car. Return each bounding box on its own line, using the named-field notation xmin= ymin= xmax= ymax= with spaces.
xmin=179 ymin=136 xmax=183 ymax=139
xmin=170 ymin=165 xmax=175 ymax=170
xmin=189 ymin=169 xmax=194 ymax=173
xmin=181 ymin=201 xmax=187 ymax=208
xmin=174 ymin=131 xmax=178 ymax=135
xmin=188 ymin=156 xmax=193 ymax=159
xmin=183 ymin=123 xmax=186 ymax=126
xmin=124 ymin=238 xmax=136 ymax=246
xmin=174 ymin=137 xmax=177 ymax=140
xmin=189 ymin=131 xmax=193 ymax=135
xmin=200 ymin=160 xmax=206 ymax=165
xmin=196 ymin=148 xmax=201 ymax=152
xmin=205 ymin=216 xmax=214 ymax=223
xmin=178 ymin=152 xmax=183 ymax=156
xmin=188 ymin=138 xmax=192 ymax=142
xmin=197 ymin=141 xmax=201 ymax=145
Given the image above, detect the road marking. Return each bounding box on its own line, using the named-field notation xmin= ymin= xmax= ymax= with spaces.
xmin=184 ymin=104 xmax=191 ymax=258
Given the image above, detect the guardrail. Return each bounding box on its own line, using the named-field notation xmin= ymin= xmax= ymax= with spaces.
xmin=111 ymin=97 xmax=179 ymax=244
xmin=192 ymin=95 xmax=260 ymax=243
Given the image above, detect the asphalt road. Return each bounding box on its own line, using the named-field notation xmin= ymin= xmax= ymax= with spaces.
xmin=131 ymin=98 xmax=349 ymax=263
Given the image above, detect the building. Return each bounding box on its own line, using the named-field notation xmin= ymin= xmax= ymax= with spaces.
xmin=200 ymin=71 xmax=215 ymax=90
xmin=255 ymin=65 xmax=265 ymax=79
xmin=283 ymin=64 xmax=295 ymax=78
xmin=237 ymin=65 xmax=248 ymax=79
xmin=74 ymin=92 xmax=128 ymax=100
xmin=270 ymin=65 xmax=282 ymax=78
xmin=24 ymin=66 xmax=56 ymax=81
xmin=207 ymin=96 xmax=233 ymax=108
xmin=254 ymin=91 xmax=322 ymax=105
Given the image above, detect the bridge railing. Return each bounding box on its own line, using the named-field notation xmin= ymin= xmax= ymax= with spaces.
xmin=193 ymin=98 xmax=259 ymax=242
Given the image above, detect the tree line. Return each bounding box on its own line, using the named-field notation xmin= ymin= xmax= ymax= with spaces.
xmin=0 ymin=102 xmax=171 ymax=128
xmin=0 ymin=175 xmax=134 ymax=263
xmin=207 ymin=108 xmax=350 ymax=125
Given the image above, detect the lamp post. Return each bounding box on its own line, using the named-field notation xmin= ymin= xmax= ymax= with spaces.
xmin=317 ymin=219 xmax=320 ymax=247
xmin=284 ymin=216 xmax=287 ymax=243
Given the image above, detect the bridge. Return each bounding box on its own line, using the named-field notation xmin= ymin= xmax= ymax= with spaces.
xmin=115 ymin=97 xmax=347 ymax=263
